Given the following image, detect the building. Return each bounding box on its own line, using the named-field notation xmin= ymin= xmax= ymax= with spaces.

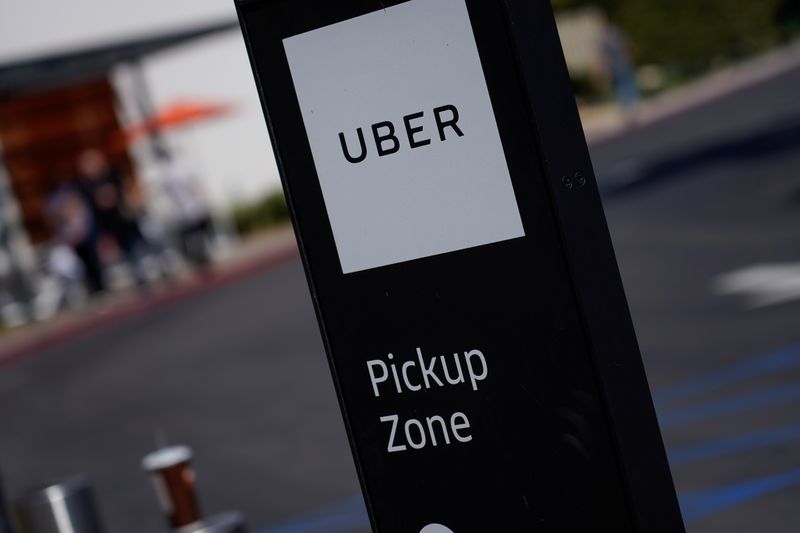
xmin=0 ymin=16 xmax=281 ymax=318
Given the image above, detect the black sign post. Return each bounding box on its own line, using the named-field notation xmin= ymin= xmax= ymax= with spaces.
xmin=235 ymin=0 xmax=685 ymax=531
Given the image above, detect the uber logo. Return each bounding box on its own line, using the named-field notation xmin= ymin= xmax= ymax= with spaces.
xmin=339 ymin=105 xmax=464 ymax=163
xmin=284 ymin=0 xmax=524 ymax=273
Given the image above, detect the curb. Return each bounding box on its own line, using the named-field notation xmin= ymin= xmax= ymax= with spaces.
xmin=0 ymin=236 xmax=300 ymax=369
xmin=582 ymin=40 xmax=800 ymax=145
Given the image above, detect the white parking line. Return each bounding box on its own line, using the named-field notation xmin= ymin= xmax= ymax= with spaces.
xmin=713 ymin=262 xmax=800 ymax=308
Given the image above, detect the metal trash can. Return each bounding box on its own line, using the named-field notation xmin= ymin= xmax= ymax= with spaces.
xmin=13 ymin=477 xmax=104 ymax=533
xmin=175 ymin=512 xmax=246 ymax=533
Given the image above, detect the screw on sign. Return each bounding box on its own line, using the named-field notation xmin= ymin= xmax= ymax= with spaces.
xmin=562 ymin=172 xmax=587 ymax=190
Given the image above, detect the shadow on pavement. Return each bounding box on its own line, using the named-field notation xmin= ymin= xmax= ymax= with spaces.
xmin=600 ymin=115 xmax=800 ymax=198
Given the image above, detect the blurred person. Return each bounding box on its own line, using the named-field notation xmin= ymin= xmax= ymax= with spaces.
xmin=601 ymin=18 xmax=639 ymax=115
xmin=45 ymin=183 xmax=104 ymax=295
xmin=0 ymin=218 xmax=37 ymax=322
xmin=159 ymin=153 xmax=215 ymax=269
xmin=46 ymin=243 xmax=87 ymax=309
xmin=76 ymin=149 xmax=149 ymax=288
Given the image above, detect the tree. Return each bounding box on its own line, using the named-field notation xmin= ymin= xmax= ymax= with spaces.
xmin=552 ymin=0 xmax=786 ymax=73
xmin=616 ymin=0 xmax=781 ymax=70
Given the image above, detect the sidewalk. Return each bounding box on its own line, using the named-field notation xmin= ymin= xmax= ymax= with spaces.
xmin=579 ymin=39 xmax=800 ymax=144
xmin=0 ymin=225 xmax=299 ymax=367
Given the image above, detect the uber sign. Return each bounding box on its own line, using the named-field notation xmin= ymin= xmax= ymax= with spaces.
xmin=283 ymin=0 xmax=524 ymax=274
xmin=336 ymin=104 xmax=464 ymax=163
xmin=236 ymin=0 xmax=685 ymax=532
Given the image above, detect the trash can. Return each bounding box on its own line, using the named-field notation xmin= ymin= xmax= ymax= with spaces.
xmin=175 ymin=512 xmax=246 ymax=533
xmin=13 ymin=477 xmax=104 ymax=533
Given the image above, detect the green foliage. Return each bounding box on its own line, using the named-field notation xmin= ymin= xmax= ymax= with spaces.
xmin=615 ymin=0 xmax=782 ymax=72
xmin=778 ymin=0 xmax=800 ymax=36
xmin=553 ymin=0 xmax=791 ymax=75
xmin=552 ymin=0 xmax=617 ymax=11
xmin=231 ymin=189 xmax=290 ymax=236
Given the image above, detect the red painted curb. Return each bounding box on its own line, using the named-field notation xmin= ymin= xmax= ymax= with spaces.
xmin=0 ymin=242 xmax=300 ymax=370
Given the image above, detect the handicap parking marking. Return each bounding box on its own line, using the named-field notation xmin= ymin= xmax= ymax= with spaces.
xmin=653 ymin=345 xmax=800 ymax=408
xmin=658 ymin=381 xmax=800 ymax=428
xmin=658 ymin=344 xmax=800 ymax=525
xmin=679 ymin=467 xmax=800 ymax=523
xmin=254 ymin=496 xmax=368 ymax=533
xmin=667 ymin=422 xmax=800 ymax=466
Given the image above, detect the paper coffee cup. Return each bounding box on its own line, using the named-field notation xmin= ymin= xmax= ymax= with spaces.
xmin=142 ymin=446 xmax=201 ymax=528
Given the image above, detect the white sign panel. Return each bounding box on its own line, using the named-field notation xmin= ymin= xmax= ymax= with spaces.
xmin=284 ymin=0 xmax=524 ymax=273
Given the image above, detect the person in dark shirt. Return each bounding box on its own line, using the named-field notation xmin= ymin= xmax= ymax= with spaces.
xmin=46 ymin=183 xmax=104 ymax=295
xmin=76 ymin=149 xmax=147 ymax=288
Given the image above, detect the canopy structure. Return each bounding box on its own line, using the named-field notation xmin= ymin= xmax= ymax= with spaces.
xmin=0 ymin=19 xmax=239 ymax=245
xmin=0 ymin=20 xmax=238 ymax=97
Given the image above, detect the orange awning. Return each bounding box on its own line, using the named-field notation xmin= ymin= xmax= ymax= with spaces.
xmin=124 ymin=100 xmax=234 ymax=142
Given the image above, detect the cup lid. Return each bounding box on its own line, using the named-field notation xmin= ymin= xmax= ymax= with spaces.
xmin=141 ymin=445 xmax=193 ymax=471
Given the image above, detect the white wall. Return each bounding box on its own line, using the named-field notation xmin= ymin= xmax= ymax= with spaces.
xmin=1 ymin=0 xmax=282 ymax=213
xmin=114 ymin=31 xmax=281 ymax=214
xmin=0 ymin=0 xmax=234 ymax=63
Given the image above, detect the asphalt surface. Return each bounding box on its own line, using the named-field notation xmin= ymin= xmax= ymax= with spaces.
xmin=599 ymin=64 xmax=800 ymax=532
xmin=1 ymin=64 xmax=800 ymax=533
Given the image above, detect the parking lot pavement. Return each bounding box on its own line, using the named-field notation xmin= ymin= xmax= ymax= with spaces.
xmin=0 ymin=61 xmax=799 ymax=533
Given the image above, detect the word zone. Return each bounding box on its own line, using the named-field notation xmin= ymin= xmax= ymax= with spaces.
xmin=366 ymin=347 xmax=489 ymax=453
